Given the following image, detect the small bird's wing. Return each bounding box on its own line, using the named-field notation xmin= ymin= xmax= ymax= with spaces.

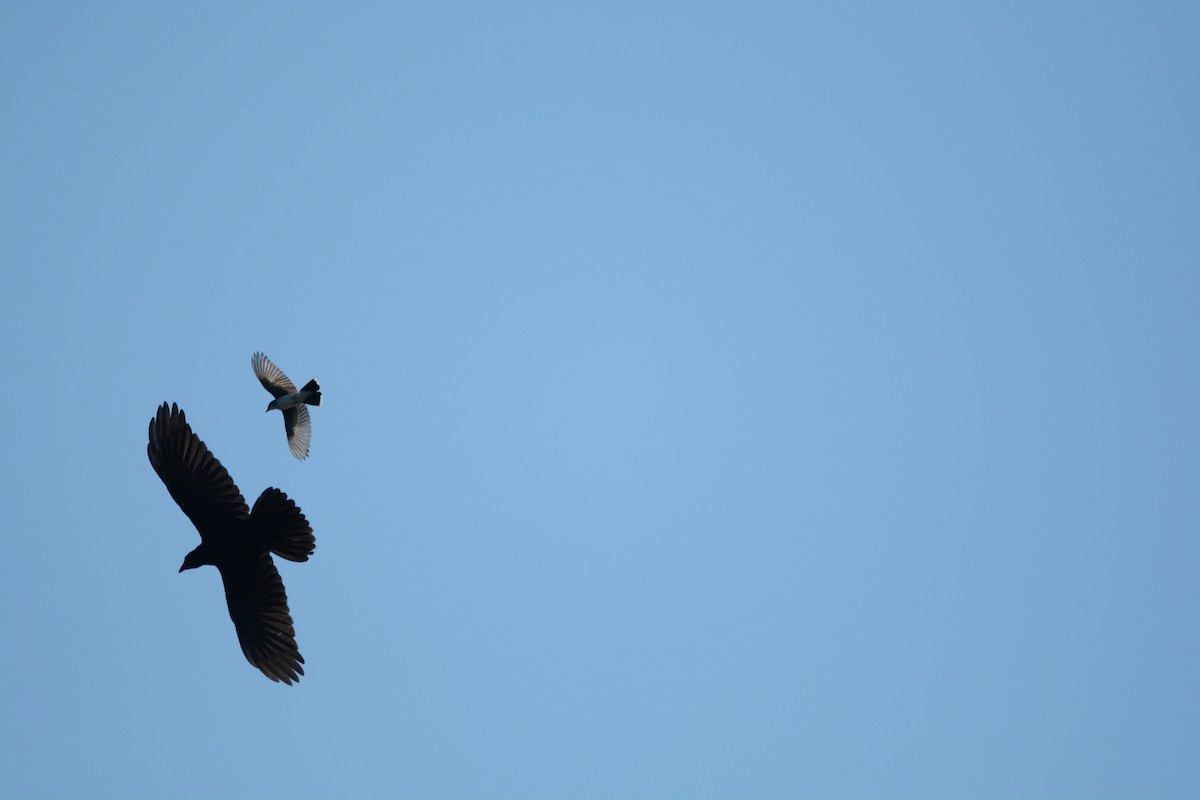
xmin=252 ymin=351 xmax=296 ymax=398
xmin=218 ymin=551 xmax=304 ymax=684
xmin=282 ymin=404 xmax=312 ymax=460
xmin=148 ymin=402 xmax=249 ymax=538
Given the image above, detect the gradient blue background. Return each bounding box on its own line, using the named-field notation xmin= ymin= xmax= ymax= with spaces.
xmin=3 ymin=3 xmax=1198 ymax=797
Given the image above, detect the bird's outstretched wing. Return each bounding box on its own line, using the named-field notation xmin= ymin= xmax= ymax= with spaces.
xmin=252 ymin=351 xmax=296 ymax=398
xmin=218 ymin=550 xmax=305 ymax=684
xmin=282 ymin=404 xmax=312 ymax=460
xmin=148 ymin=402 xmax=249 ymax=538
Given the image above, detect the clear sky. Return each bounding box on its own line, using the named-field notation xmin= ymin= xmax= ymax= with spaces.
xmin=2 ymin=2 xmax=1198 ymax=798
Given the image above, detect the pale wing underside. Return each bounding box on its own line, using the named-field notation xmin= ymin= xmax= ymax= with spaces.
xmin=283 ymin=404 xmax=311 ymax=460
xmin=252 ymin=351 xmax=297 ymax=397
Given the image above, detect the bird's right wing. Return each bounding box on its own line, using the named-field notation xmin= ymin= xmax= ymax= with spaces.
xmin=147 ymin=403 xmax=250 ymax=537
xmin=282 ymin=404 xmax=311 ymax=460
xmin=252 ymin=351 xmax=297 ymax=398
xmin=218 ymin=551 xmax=305 ymax=684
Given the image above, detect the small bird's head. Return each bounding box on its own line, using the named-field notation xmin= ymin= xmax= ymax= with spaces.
xmin=266 ymin=398 xmax=282 ymax=412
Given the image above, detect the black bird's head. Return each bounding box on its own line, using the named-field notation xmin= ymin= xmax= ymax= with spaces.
xmin=179 ymin=546 xmax=210 ymax=573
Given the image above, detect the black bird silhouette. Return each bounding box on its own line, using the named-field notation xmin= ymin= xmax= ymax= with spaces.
xmin=252 ymin=352 xmax=322 ymax=460
xmin=147 ymin=402 xmax=315 ymax=684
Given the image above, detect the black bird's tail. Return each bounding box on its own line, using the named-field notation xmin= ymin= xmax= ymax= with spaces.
xmin=250 ymin=488 xmax=316 ymax=562
xmin=301 ymin=378 xmax=322 ymax=407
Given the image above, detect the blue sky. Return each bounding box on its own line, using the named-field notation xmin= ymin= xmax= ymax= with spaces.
xmin=3 ymin=2 xmax=1199 ymax=797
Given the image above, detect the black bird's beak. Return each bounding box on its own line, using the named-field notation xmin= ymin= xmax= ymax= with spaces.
xmin=178 ymin=563 xmax=187 ymax=573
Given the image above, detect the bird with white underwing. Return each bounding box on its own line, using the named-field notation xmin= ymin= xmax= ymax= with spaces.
xmin=252 ymin=351 xmax=322 ymax=460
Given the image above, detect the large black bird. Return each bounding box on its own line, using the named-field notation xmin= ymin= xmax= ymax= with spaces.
xmin=147 ymin=402 xmax=315 ymax=684
xmin=251 ymin=351 xmax=322 ymax=460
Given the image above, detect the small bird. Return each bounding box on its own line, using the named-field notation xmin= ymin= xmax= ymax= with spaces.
xmin=147 ymin=402 xmax=316 ymax=684
xmin=252 ymin=351 xmax=322 ymax=460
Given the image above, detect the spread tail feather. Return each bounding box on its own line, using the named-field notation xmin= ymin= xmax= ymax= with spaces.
xmin=300 ymin=378 xmax=322 ymax=407
xmin=250 ymin=488 xmax=316 ymax=562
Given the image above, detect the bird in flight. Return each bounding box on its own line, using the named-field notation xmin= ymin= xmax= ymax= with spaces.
xmin=251 ymin=351 xmax=322 ymax=460
xmin=147 ymin=402 xmax=316 ymax=684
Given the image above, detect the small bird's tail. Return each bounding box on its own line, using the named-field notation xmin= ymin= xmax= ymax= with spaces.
xmin=301 ymin=378 xmax=322 ymax=407
xmin=250 ymin=488 xmax=316 ymax=562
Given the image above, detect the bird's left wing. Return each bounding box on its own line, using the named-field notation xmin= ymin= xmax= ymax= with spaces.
xmin=282 ymin=404 xmax=312 ymax=460
xmin=218 ymin=551 xmax=305 ymax=684
xmin=147 ymin=402 xmax=250 ymax=537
